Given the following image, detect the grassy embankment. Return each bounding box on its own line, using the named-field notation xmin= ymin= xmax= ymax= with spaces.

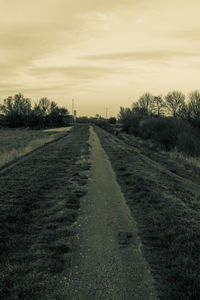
xmin=95 ymin=126 xmax=200 ymax=300
xmin=0 ymin=127 xmax=72 ymax=168
xmin=0 ymin=125 xmax=90 ymax=299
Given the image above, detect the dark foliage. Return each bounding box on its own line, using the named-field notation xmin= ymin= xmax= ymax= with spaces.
xmin=0 ymin=93 xmax=69 ymax=129
xmin=118 ymin=90 xmax=200 ymax=156
xmin=108 ymin=117 xmax=117 ymax=124
xmin=139 ymin=117 xmax=178 ymax=150
xmin=95 ymin=119 xmax=114 ymax=134
xmin=76 ymin=116 xmax=90 ymax=123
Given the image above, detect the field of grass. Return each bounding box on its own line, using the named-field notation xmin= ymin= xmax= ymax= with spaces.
xmin=0 ymin=127 xmax=72 ymax=168
xmin=95 ymin=126 xmax=200 ymax=300
xmin=0 ymin=125 xmax=90 ymax=299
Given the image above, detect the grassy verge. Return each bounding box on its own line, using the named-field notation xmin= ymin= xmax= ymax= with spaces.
xmin=0 ymin=125 xmax=90 ymax=299
xmin=95 ymin=126 xmax=200 ymax=300
xmin=0 ymin=128 xmax=71 ymax=168
xmin=118 ymin=130 xmax=200 ymax=185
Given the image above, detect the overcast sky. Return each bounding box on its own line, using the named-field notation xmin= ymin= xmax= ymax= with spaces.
xmin=0 ymin=0 xmax=200 ymax=117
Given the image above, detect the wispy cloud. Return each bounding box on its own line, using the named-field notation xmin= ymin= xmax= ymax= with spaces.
xmin=0 ymin=21 xmax=79 ymax=68
xmin=81 ymin=50 xmax=200 ymax=61
xmin=0 ymin=64 xmax=119 ymax=98
xmin=28 ymin=65 xmax=119 ymax=79
xmin=174 ymin=28 xmax=200 ymax=42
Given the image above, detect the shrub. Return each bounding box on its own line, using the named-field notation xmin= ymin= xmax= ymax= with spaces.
xmin=108 ymin=117 xmax=116 ymax=124
xmin=138 ymin=117 xmax=154 ymax=139
xmin=138 ymin=116 xmax=200 ymax=154
xmin=118 ymin=107 xmax=134 ymax=133
xmin=95 ymin=119 xmax=114 ymax=134
xmin=139 ymin=117 xmax=178 ymax=150
xmin=177 ymin=130 xmax=200 ymax=156
xmin=118 ymin=90 xmax=200 ymax=156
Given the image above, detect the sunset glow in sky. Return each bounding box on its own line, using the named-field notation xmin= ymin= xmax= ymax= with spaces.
xmin=0 ymin=0 xmax=200 ymax=116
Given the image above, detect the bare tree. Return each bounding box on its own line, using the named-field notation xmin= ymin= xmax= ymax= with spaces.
xmin=0 ymin=93 xmax=32 ymax=127
xmin=187 ymin=90 xmax=200 ymax=121
xmin=152 ymin=95 xmax=165 ymax=117
xmin=38 ymin=97 xmax=51 ymax=116
xmin=165 ymin=90 xmax=186 ymax=117
xmin=118 ymin=107 xmax=132 ymax=123
xmin=137 ymin=92 xmax=154 ymax=115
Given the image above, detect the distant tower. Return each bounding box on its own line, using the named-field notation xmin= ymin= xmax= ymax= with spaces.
xmin=74 ymin=110 xmax=77 ymax=122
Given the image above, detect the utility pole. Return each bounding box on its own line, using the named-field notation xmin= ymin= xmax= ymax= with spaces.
xmin=72 ymin=99 xmax=74 ymax=124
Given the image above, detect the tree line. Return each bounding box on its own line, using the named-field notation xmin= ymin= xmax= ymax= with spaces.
xmin=0 ymin=93 xmax=70 ymax=128
xmin=119 ymin=90 xmax=200 ymax=123
xmin=117 ymin=90 xmax=200 ymax=156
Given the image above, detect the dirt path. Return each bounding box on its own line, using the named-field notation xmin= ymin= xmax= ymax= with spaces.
xmin=43 ymin=126 xmax=72 ymax=132
xmin=66 ymin=126 xmax=157 ymax=300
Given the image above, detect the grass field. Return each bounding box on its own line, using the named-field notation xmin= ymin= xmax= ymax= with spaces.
xmin=0 ymin=127 xmax=72 ymax=168
xmin=95 ymin=126 xmax=200 ymax=300
xmin=0 ymin=125 xmax=90 ymax=299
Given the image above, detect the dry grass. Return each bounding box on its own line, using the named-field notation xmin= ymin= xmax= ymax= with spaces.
xmin=169 ymin=150 xmax=200 ymax=170
xmin=96 ymin=126 xmax=200 ymax=300
xmin=0 ymin=125 xmax=90 ymax=299
xmin=0 ymin=128 xmax=68 ymax=168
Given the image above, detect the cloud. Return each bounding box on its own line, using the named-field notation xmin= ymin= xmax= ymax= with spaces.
xmin=0 ymin=64 xmax=119 ymax=98
xmin=81 ymin=50 xmax=200 ymax=61
xmin=0 ymin=81 xmax=76 ymax=97
xmin=174 ymin=28 xmax=200 ymax=42
xmin=57 ymin=0 xmax=140 ymax=14
xmin=28 ymin=65 xmax=119 ymax=79
xmin=0 ymin=20 xmax=80 ymax=67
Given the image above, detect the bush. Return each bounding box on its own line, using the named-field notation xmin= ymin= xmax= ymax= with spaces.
xmin=95 ymin=119 xmax=114 ymax=134
xmin=118 ymin=90 xmax=200 ymax=156
xmin=119 ymin=107 xmax=148 ymax=135
xmin=108 ymin=117 xmax=116 ymax=124
xmin=139 ymin=117 xmax=178 ymax=150
xmin=138 ymin=117 xmax=200 ymax=154
xmin=138 ymin=117 xmax=155 ymax=139
xmin=177 ymin=130 xmax=200 ymax=156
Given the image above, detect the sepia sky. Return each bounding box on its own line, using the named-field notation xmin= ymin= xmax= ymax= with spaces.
xmin=0 ymin=0 xmax=200 ymax=117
